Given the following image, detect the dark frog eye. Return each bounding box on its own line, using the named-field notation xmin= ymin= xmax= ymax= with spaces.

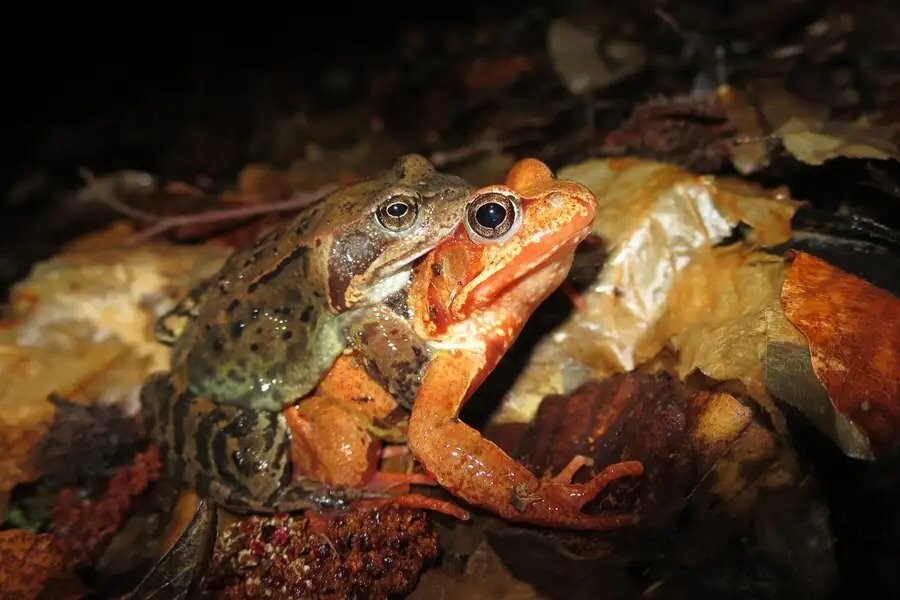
xmin=376 ymin=190 xmax=420 ymax=231
xmin=465 ymin=188 xmax=521 ymax=242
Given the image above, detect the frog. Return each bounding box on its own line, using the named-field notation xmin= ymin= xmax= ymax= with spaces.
xmin=141 ymin=154 xmax=475 ymax=514
xmin=403 ymin=158 xmax=644 ymax=530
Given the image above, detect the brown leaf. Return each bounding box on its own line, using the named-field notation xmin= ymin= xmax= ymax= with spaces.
xmin=776 ymin=117 xmax=899 ymax=166
xmin=719 ymin=79 xmax=830 ymax=174
xmin=484 ymin=376 xmax=813 ymax=599
xmin=600 ymin=95 xmax=734 ymax=172
xmin=0 ymin=530 xmax=84 ymax=600
xmin=34 ymin=395 xmax=144 ymax=487
xmin=781 ymin=251 xmax=900 ymax=456
xmin=50 ymin=445 xmax=162 ymax=566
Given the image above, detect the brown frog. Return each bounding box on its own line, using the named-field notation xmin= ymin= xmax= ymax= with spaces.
xmin=142 ymin=155 xmax=474 ymax=513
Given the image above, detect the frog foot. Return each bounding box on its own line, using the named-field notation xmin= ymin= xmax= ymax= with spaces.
xmin=509 ymin=459 xmax=644 ymax=529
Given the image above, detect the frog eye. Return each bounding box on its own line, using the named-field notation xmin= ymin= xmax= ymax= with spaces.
xmin=376 ymin=191 xmax=420 ymax=231
xmin=465 ymin=189 xmax=520 ymax=242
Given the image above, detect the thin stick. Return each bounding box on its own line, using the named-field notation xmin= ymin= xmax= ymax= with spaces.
xmin=125 ymin=184 xmax=338 ymax=245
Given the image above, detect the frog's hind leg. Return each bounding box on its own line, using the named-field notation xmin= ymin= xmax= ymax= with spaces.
xmin=141 ymin=373 xmax=320 ymax=514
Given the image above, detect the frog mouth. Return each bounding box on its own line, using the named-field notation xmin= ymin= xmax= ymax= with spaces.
xmin=457 ymin=221 xmax=593 ymax=315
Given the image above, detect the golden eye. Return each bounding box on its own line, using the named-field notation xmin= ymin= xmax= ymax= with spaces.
xmin=376 ymin=191 xmax=419 ymax=231
xmin=465 ymin=190 xmax=520 ymax=241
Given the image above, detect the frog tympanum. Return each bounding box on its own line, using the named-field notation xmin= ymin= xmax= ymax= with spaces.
xmin=142 ymin=156 xmax=643 ymax=531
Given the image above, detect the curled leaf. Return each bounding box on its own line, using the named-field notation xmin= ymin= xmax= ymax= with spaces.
xmin=780 ymin=251 xmax=900 ymax=457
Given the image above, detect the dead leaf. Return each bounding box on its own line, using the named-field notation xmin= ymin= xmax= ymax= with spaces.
xmin=0 ymin=530 xmax=84 ymax=600
xmin=490 ymin=372 xmax=797 ymax=522
xmin=50 ymin=445 xmax=162 ymax=566
xmin=781 ymin=251 xmax=900 ymax=456
xmin=0 ymin=243 xmax=229 ymax=493
xmin=34 ymin=395 xmax=144 ymax=487
xmin=547 ymin=19 xmax=645 ymax=95
xmin=123 ymin=499 xmax=216 ymax=600
xmin=600 ymin=94 xmax=734 ymax=172
xmin=495 ymin=159 xmax=803 ymax=423
xmin=410 ymin=542 xmax=544 ymax=600
xmin=765 ymin=341 xmax=874 ymax=460
xmin=663 ymin=245 xmax=789 ymax=395
xmin=719 ymin=79 xmax=830 ymax=174
xmin=775 ymin=116 xmax=900 ymax=165
xmin=483 ymin=376 xmax=814 ymax=599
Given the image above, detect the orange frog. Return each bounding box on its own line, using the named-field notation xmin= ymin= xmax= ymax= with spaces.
xmin=404 ymin=158 xmax=644 ymax=529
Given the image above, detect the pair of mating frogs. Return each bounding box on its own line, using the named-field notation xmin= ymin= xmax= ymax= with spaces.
xmin=142 ymin=155 xmax=643 ymax=530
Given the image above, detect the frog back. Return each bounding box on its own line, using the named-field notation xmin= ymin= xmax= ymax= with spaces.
xmin=170 ymin=206 xmax=347 ymax=412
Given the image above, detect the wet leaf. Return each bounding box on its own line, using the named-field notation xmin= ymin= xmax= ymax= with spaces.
xmin=495 ymin=159 xmax=803 ymax=423
xmin=775 ymin=117 xmax=900 ymax=165
xmin=780 ymin=251 xmax=900 ymax=456
xmin=124 ymin=499 xmax=216 ymax=600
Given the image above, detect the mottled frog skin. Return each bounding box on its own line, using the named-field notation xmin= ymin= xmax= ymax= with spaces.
xmin=142 ymin=155 xmax=473 ymax=512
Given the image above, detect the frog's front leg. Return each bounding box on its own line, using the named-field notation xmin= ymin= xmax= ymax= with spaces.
xmin=407 ymin=351 xmax=643 ymax=530
xmin=347 ymin=305 xmax=431 ymax=410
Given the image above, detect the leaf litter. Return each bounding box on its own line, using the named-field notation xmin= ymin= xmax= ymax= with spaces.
xmin=1 ymin=1 xmax=899 ymax=597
